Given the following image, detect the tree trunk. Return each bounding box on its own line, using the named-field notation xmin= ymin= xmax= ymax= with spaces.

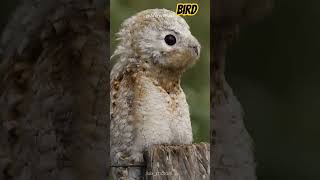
xmin=0 ymin=1 xmax=109 ymax=180
xmin=146 ymin=143 xmax=210 ymax=180
xmin=211 ymin=26 xmax=256 ymax=180
xmin=211 ymin=1 xmax=273 ymax=180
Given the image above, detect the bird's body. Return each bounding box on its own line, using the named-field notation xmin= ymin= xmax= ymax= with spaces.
xmin=110 ymin=9 xmax=200 ymax=179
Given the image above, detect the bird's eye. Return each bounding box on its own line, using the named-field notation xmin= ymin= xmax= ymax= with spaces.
xmin=164 ymin=34 xmax=176 ymax=46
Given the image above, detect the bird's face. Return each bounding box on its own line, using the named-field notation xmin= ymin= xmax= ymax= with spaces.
xmin=139 ymin=21 xmax=201 ymax=70
xmin=115 ymin=9 xmax=201 ymax=70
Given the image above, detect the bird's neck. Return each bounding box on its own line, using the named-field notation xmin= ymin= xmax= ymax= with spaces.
xmin=144 ymin=63 xmax=183 ymax=93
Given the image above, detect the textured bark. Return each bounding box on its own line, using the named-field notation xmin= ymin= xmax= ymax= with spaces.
xmin=211 ymin=26 xmax=256 ymax=180
xmin=211 ymin=1 xmax=273 ymax=180
xmin=146 ymin=143 xmax=210 ymax=180
xmin=0 ymin=0 xmax=109 ymax=180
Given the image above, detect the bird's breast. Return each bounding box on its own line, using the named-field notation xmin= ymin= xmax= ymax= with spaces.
xmin=133 ymin=75 xmax=193 ymax=149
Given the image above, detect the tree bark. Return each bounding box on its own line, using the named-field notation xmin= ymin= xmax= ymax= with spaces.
xmin=146 ymin=143 xmax=210 ymax=180
xmin=211 ymin=25 xmax=256 ymax=180
xmin=0 ymin=1 xmax=109 ymax=180
xmin=211 ymin=1 xmax=273 ymax=180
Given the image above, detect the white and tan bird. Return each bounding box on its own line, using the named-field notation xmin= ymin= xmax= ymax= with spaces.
xmin=110 ymin=9 xmax=200 ymax=180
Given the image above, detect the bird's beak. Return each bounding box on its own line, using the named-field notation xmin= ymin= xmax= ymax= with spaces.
xmin=188 ymin=36 xmax=201 ymax=59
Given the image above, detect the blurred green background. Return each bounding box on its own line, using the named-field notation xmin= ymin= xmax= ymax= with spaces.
xmin=110 ymin=0 xmax=210 ymax=143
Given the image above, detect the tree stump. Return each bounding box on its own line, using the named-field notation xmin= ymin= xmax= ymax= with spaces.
xmin=145 ymin=143 xmax=210 ymax=180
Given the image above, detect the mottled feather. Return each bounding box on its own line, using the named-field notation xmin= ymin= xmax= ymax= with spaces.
xmin=110 ymin=9 xmax=200 ymax=180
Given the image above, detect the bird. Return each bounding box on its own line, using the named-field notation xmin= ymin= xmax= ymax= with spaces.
xmin=110 ymin=8 xmax=201 ymax=180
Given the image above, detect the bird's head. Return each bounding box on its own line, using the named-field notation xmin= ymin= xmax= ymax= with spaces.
xmin=113 ymin=9 xmax=201 ymax=71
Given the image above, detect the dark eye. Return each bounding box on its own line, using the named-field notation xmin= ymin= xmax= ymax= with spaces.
xmin=164 ymin=34 xmax=176 ymax=46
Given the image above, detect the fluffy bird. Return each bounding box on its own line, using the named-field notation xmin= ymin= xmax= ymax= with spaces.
xmin=110 ymin=9 xmax=200 ymax=180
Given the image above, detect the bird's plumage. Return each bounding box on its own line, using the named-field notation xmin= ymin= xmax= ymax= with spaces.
xmin=110 ymin=9 xmax=200 ymax=180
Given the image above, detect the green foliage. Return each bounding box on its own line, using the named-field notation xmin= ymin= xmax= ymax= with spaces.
xmin=110 ymin=0 xmax=210 ymax=142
